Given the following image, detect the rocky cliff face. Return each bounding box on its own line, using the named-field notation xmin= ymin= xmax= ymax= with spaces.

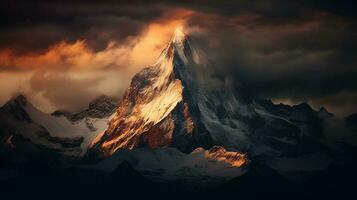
xmin=89 ymin=28 xmax=213 ymax=156
xmin=89 ymin=28 xmax=327 ymax=161
xmin=0 ymin=95 xmax=84 ymax=157
xmin=89 ymin=29 xmax=353 ymax=179
xmin=193 ymin=146 xmax=249 ymax=168
xmin=52 ymin=95 xmax=118 ymax=122
xmin=0 ymin=94 xmax=117 ymax=157
xmin=1 ymin=28 xmax=357 ymax=186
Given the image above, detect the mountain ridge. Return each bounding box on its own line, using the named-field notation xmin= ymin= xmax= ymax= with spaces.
xmin=89 ymin=28 xmax=214 ymax=156
xmin=87 ymin=28 xmax=351 ymax=176
xmin=0 ymin=94 xmax=117 ymax=157
xmin=1 ymin=28 xmax=357 ymax=185
xmin=51 ymin=95 xmax=118 ymax=122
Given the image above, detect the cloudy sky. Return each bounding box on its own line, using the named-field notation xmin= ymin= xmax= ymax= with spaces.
xmin=0 ymin=0 xmax=356 ymax=116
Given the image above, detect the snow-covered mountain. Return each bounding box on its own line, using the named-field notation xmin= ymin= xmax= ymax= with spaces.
xmin=52 ymin=95 xmax=118 ymax=123
xmin=87 ymin=28 xmax=357 ymax=180
xmin=89 ymin=28 xmax=251 ymax=156
xmin=89 ymin=146 xmax=249 ymax=184
xmin=1 ymin=28 xmax=356 ymax=185
xmin=0 ymin=95 xmax=117 ymax=157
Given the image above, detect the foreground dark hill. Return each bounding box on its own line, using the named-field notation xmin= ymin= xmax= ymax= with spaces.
xmin=1 ymin=157 xmax=356 ymax=200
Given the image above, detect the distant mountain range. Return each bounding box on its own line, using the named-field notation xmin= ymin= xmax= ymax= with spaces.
xmin=0 ymin=94 xmax=117 ymax=157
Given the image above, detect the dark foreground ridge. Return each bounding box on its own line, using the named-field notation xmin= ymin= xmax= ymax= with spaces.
xmin=1 ymin=153 xmax=357 ymax=200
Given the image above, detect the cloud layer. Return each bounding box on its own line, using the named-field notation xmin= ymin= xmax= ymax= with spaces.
xmin=0 ymin=0 xmax=356 ymax=116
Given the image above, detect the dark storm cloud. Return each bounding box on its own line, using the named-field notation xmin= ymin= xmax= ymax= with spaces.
xmin=0 ymin=0 xmax=356 ymax=115
xmin=1 ymin=0 xmax=355 ymax=52
xmin=181 ymin=6 xmax=357 ymax=116
xmin=0 ymin=0 xmax=165 ymax=53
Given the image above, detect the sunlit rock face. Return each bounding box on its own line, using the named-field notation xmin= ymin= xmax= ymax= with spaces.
xmin=192 ymin=146 xmax=249 ymax=168
xmin=89 ymin=28 xmax=211 ymax=156
xmin=89 ymin=28 xmax=253 ymax=157
xmin=89 ymin=28 xmax=335 ymax=178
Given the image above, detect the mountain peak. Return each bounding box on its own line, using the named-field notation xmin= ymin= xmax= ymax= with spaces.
xmin=52 ymin=94 xmax=118 ymax=121
xmin=163 ymin=27 xmax=202 ymax=66
xmin=88 ymin=95 xmax=118 ymax=110
xmin=318 ymin=107 xmax=333 ymax=117
xmin=0 ymin=94 xmax=32 ymax=123
xmin=172 ymin=27 xmax=187 ymax=44
xmin=14 ymin=94 xmax=27 ymax=102
xmin=8 ymin=94 xmax=28 ymax=107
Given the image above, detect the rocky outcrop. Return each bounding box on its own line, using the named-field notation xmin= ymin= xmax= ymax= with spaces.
xmin=0 ymin=95 xmax=89 ymax=156
xmin=89 ymin=28 xmax=211 ymax=156
xmin=88 ymin=28 xmax=335 ymax=166
xmin=52 ymin=95 xmax=118 ymax=122
xmin=193 ymin=146 xmax=249 ymax=167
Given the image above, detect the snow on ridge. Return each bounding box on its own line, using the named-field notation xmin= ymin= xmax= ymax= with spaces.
xmin=0 ymin=96 xmax=114 ymax=156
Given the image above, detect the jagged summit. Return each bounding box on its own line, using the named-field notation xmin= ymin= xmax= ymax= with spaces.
xmin=172 ymin=27 xmax=187 ymax=44
xmin=52 ymin=95 xmax=118 ymax=121
xmin=6 ymin=94 xmax=28 ymax=107
xmin=88 ymin=28 xmax=250 ymax=156
xmin=0 ymin=94 xmax=31 ymax=123
xmin=155 ymin=27 xmax=200 ymax=69
xmin=13 ymin=94 xmax=27 ymax=103
xmin=318 ymin=107 xmax=333 ymax=117
xmin=88 ymin=27 xmax=339 ymax=177
xmin=88 ymin=29 xmax=200 ymax=156
xmin=2 ymin=29 xmax=355 ymax=185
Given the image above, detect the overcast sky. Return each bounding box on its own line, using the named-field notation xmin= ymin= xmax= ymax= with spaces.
xmin=0 ymin=0 xmax=356 ymax=116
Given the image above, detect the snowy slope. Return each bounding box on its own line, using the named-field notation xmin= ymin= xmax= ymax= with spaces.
xmin=87 ymin=146 xmax=248 ymax=184
xmin=1 ymin=28 xmax=354 ymax=183
xmin=87 ymin=28 xmax=346 ymax=179
xmin=0 ymin=95 xmax=115 ymax=157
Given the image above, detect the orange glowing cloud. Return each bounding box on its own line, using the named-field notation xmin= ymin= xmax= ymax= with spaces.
xmin=0 ymin=8 xmax=197 ymax=112
xmin=119 ymin=8 xmax=194 ymax=71
xmin=0 ymin=8 xmax=195 ymax=73
xmin=0 ymin=40 xmax=133 ymax=70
